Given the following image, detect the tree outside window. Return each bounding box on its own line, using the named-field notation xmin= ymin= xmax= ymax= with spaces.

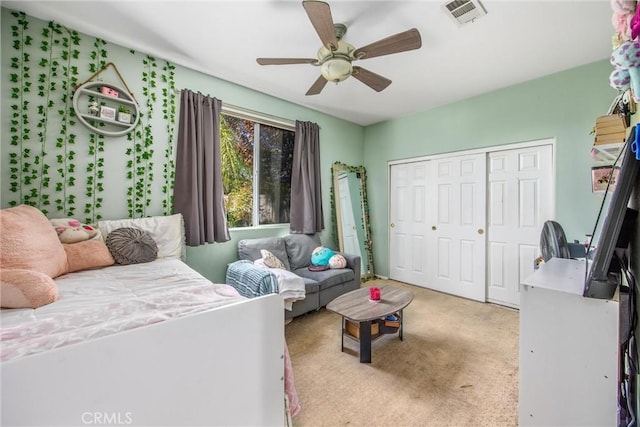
xmin=221 ymin=114 xmax=294 ymax=227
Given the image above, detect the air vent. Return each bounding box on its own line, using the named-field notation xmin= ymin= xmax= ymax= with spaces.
xmin=443 ymin=0 xmax=487 ymax=25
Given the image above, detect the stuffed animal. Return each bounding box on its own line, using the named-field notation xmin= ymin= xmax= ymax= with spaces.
xmin=0 ymin=206 xmax=114 ymax=309
xmin=311 ymin=246 xmax=335 ymax=266
xmin=50 ymin=218 xmax=100 ymax=244
xmin=610 ymin=40 xmax=640 ymax=100
xmin=328 ymin=254 xmax=347 ymax=269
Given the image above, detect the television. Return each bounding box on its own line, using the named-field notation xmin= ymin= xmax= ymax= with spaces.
xmin=584 ymin=124 xmax=640 ymax=299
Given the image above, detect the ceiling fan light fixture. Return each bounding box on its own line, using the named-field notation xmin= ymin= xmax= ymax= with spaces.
xmin=320 ymin=58 xmax=352 ymax=83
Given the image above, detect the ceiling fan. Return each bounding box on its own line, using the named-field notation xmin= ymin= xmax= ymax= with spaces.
xmin=256 ymin=0 xmax=422 ymax=96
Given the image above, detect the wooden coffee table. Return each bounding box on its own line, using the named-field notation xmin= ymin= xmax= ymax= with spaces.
xmin=326 ymin=285 xmax=414 ymax=363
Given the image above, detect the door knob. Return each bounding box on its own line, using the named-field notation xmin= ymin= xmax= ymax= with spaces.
xmin=478 ymin=228 xmax=484 ymax=235
xmin=432 ymin=226 xmax=437 ymax=231
xmin=390 ymin=223 xmax=395 ymax=228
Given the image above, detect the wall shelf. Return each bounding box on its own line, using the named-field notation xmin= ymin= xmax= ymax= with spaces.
xmin=591 ymin=142 xmax=623 ymax=163
xmin=72 ymin=82 xmax=139 ymax=137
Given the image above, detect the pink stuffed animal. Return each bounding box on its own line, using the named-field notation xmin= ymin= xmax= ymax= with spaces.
xmin=50 ymin=218 xmax=100 ymax=244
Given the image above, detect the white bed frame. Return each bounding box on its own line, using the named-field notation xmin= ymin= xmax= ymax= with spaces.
xmin=1 ymin=294 xmax=285 ymax=426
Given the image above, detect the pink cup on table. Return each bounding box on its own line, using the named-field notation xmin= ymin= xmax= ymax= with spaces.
xmin=369 ymin=286 xmax=381 ymax=301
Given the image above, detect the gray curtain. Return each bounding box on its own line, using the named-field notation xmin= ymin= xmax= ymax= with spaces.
xmin=290 ymin=120 xmax=324 ymax=234
xmin=173 ymin=90 xmax=230 ymax=246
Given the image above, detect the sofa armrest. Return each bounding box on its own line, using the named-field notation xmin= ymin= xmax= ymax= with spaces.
xmin=226 ymin=260 xmax=278 ymax=299
xmin=337 ymin=252 xmax=361 ymax=282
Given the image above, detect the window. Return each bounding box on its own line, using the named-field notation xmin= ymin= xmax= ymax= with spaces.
xmin=221 ymin=112 xmax=295 ymax=228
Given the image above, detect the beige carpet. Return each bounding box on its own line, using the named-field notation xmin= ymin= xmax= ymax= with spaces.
xmin=285 ymin=279 xmax=519 ymax=427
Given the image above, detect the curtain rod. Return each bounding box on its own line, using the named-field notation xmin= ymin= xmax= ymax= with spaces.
xmin=174 ymin=88 xmax=296 ymax=130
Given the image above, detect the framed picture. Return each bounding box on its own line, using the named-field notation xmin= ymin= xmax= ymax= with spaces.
xmin=99 ymin=106 xmax=116 ymax=121
xmin=591 ymin=165 xmax=620 ymax=193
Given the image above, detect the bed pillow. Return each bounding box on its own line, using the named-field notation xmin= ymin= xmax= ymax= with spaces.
xmin=0 ymin=205 xmax=67 ymax=278
xmin=64 ymin=240 xmax=115 ymax=273
xmin=97 ymin=214 xmax=185 ymax=260
xmin=261 ymin=249 xmax=286 ymax=269
xmin=106 ymin=227 xmax=159 ymax=265
xmin=0 ymin=269 xmax=59 ymax=308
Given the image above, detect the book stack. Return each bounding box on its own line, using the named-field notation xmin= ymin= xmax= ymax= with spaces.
xmin=594 ymin=115 xmax=627 ymax=145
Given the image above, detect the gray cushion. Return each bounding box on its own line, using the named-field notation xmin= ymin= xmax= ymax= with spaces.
xmin=106 ymin=227 xmax=158 ymax=265
xmin=293 ymin=267 xmax=355 ymax=290
xmin=284 ymin=234 xmax=321 ymax=270
xmin=238 ymin=237 xmax=290 ymax=270
xmin=300 ymin=276 xmax=320 ymax=294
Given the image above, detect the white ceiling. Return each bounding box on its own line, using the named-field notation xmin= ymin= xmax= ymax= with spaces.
xmin=4 ymin=0 xmax=615 ymax=126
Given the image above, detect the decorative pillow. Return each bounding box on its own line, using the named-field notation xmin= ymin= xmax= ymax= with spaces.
xmin=64 ymin=240 xmax=115 ymax=273
xmin=50 ymin=218 xmax=101 ymax=243
xmin=0 ymin=205 xmax=67 ymax=279
xmin=328 ymin=254 xmax=347 ymax=269
xmin=98 ymin=214 xmax=185 ymax=260
xmin=261 ymin=249 xmax=286 ymax=269
xmin=0 ymin=269 xmax=59 ymax=308
xmin=106 ymin=227 xmax=158 ymax=265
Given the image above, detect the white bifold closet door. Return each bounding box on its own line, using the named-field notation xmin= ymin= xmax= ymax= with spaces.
xmin=486 ymin=145 xmax=553 ymax=307
xmin=389 ymin=143 xmax=553 ymax=308
xmin=426 ymin=153 xmax=487 ymax=302
xmin=389 ymin=161 xmax=430 ymax=286
xmin=389 ymin=153 xmax=486 ymax=302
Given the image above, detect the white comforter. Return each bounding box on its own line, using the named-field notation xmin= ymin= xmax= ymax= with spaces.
xmin=1 ymin=259 xmax=245 ymax=362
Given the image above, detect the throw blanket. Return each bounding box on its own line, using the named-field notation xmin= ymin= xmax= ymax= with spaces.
xmin=253 ymin=259 xmax=306 ymax=310
xmin=226 ymin=260 xmax=278 ymax=299
xmin=225 ymin=260 xmax=306 ymax=310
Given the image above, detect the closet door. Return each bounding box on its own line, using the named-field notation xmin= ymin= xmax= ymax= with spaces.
xmin=389 ymin=162 xmax=430 ymax=285
xmin=487 ymin=145 xmax=553 ymax=307
xmin=427 ymin=154 xmax=487 ymax=302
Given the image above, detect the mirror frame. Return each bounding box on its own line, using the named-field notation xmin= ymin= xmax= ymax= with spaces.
xmin=330 ymin=162 xmax=375 ymax=281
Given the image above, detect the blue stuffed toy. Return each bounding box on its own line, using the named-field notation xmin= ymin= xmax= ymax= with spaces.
xmin=311 ymin=246 xmax=335 ymax=266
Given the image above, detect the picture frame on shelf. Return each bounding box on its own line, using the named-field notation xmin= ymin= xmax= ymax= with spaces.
xmin=99 ymin=106 xmax=116 ymax=121
xmin=591 ymin=165 xmax=620 ymax=193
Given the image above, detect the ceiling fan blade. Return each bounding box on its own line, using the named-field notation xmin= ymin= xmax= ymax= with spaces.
xmin=353 ymin=28 xmax=422 ymax=60
xmin=303 ymin=0 xmax=338 ymax=50
xmin=305 ymin=75 xmax=328 ymax=96
xmin=351 ymin=66 xmax=392 ymax=92
xmin=257 ymin=58 xmax=317 ymax=65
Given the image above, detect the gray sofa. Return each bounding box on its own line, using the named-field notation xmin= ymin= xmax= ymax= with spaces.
xmin=232 ymin=234 xmax=361 ymax=319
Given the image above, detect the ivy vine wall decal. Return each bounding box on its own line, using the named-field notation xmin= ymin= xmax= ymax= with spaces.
xmin=5 ymin=10 xmax=178 ymax=223
xmin=85 ymin=37 xmax=108 ymax=221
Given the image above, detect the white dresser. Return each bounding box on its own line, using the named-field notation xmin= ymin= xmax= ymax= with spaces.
xmin=519 ymin=257 xmax=619 ymax=427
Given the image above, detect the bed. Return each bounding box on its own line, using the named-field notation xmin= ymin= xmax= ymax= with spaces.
xmin=0 ymin=207 xmax=298 ymax=426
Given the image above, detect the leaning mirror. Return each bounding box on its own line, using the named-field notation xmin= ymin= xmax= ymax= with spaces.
xmin=331 ymin=162 xmax=374 ymax=280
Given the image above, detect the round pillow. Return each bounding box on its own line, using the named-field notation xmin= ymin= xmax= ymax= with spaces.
xmin=106 ymin=227 xmax=158 ymax=265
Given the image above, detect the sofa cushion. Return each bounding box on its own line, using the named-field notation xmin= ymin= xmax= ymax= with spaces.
xmin=285 ymin=234 xmax=321 ymax=270
xmin=238 ymin=237 xmax=291 ymax=271
xmin=300 ymin=276 xmax=320 ymax=294
xmin=293 ymin=267 xmax=355 ymax=290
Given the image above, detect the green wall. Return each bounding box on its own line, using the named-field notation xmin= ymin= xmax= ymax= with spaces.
xmin=0 ymin=8 xmax=364 ymax=283
xmin=1 ymin=7 xmax=617 ymax=283
xmin=363 ymin=60 xmax=616 ymax=277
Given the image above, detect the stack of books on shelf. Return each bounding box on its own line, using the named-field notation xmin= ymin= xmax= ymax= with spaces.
xmin=594 ymin=114 xmax=627 ymax=145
